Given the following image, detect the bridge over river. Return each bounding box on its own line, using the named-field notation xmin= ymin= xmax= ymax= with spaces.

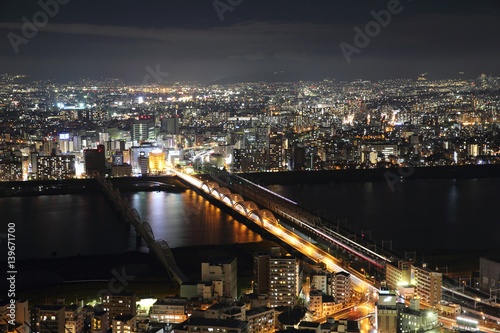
xmin=95 ymin=174 xmax=188 ymax=285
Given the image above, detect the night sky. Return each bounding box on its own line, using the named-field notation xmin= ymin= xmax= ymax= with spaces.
xmin=0 ymin=0 xmax=499 ymax=83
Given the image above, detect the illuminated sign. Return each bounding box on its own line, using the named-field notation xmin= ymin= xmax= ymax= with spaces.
xmin=59 ymin=133 xmax=70 ymax=140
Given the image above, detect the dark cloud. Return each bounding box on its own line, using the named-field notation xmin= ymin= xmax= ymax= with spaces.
xmin=0 ymin=0 xmax=499 ymax=82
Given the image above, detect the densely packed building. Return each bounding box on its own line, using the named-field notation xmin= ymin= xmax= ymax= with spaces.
xmin=1 ymin=73 xmax=500 ymax=180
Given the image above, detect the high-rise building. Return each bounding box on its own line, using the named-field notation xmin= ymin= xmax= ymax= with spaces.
xmin=84 ymin=145 xmax=105 ymax=176
xmin=415 ymin=267 xmax=442 ymax=306
xmin=112 ymin=153 xmax=124 ymax=166
xmin=36 ymin=155 xmax=76 ymax=180
xmin=267 ymin=131 xmax=284 ymax=171
xmin=101 ymin=292 xmax=136 ymax=324
xmin=254 ymin=250 xmax=302 ymax=308
xmin=332 ymin=272 xmax=352 ymax=304
xmin=232 ymin=148 xmax=266 ymax=172
xmin=291 ymin=145 xmax=306 ymax=171
xmin=268 ymin=255 xmax=302 ymax=307
xmin=386 ymin=263 xmax=402 ymax=291
xmin=201 ymin=257 xmax=238 ymax=299
xmin=129 ymin=145 xmax=159 ymax=174
xmin=479 ymin=256 xmax=500 ymax=293
xmin=399 ymin=261 xmax=414 ymax=286
xmin=148 ymin=151 xmax=165 ymax=174
xmin=131 ymin=118 xmax=155 ymax=142
xmin=161 ymin=117 xmax=180 ymax=135
xmin=253 ymin=252 xmax=271 ymax=295
xmin=0 ymin=161 xmax=23 ymax=181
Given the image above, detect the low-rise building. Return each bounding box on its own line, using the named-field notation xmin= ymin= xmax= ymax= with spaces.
xmin=150 ymin=298 xmax=187 ymax=323
xmin=376 ymin=290 xmax=397 ymax=333
xmin=184 ymin=317 xmax=249 ymax=333
xmin=398 ymin=300 xmax=438 ymax=333
xmin=246 ymin=306 xmax=274 ymax=333
xmin=30 ymin=305 xmax=66 ymax=333
xmin=91 ymin=310 xmax=109 ymax=333
xmin=112 ymin=315 xmax=136 ymax=333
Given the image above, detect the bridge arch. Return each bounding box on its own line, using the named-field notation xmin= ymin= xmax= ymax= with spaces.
xmin=234 ymin=202 xmax=248 ymax=215
xmin=216 ymin=187 xmax=233 ymax=204
xmin=229 ymin=194 xmax=244 ymax=205
xmin=206 ymin=182 xmax=220 ymax=194
xmin=242 ymin=201 xmax=259 ymax=212
xmin=131 ymin=208 xmax=141 ymax=223
xmin=258 ymin=209 xmax=278 ymax=225
xmin=218 ymin=187 xmax=231 ymax=195
xmin=201 ymin=182 xmax=210 ymax=193
xmin=248 ymin=210 xmax=263 ymax=225
xmin=156 ymin=239 xmax=176 ymax=266
xmin=143 ymin=221 xmax=155 ymax=240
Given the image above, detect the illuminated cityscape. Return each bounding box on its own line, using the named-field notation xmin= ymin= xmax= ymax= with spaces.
xmin=1 ymin=0 xmax=500 ymax=333
xmin=0 ymin=72 xmax=499 ymax=333
xmin=1 ymin=75 xmax=500 ymax=181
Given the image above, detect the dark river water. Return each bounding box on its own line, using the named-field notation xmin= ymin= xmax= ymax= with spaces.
xmin=2 ymin=178 xmax=499 ymax=260
xmin=1 ymin=189 xmax=261 ymax=260
xmin=267 ymin=178 xmax=500 ymax=251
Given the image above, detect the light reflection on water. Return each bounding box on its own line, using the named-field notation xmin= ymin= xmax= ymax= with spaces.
xmin=1 ymin=189 xmax=262 ymax=260
xmin=5 ymin=177 xmax=497 ymax=260
xmin=125 ymin=190 xmax=262 ymax=248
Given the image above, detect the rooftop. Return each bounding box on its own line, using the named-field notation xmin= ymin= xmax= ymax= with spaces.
xmin=185 ymin=317 xmax=248 ymax=329
xmin=205 ymin=256 xmax=236 ymax=265
xmin=246 ymin=306 xmax=272 ymax=317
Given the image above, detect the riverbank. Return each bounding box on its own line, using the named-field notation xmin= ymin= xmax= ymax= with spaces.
xmin=3 ymin=243 xmax=496 ymax=307
xmin=241 ymin=164 xmax=500 ymax=185
xmin=0 ymin=241 xmax=280 ymax=306
xmin=0 ymin=176 xmax=187 ymax=197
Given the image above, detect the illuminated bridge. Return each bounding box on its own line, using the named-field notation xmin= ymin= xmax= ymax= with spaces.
xmin=211 ymin=171 xmax=399 ymax=270
xmin=171 ymin=168 xmax=379 ymax=291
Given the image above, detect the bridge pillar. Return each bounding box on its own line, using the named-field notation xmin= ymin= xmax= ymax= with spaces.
xmin=136 ymin=234 xmax=142 ymax=249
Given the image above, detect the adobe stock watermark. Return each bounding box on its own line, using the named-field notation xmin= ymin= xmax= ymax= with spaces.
xmin=181 ymin=202 xmax=203 ymax=226
xmin=213 ymin=0 xmax=243 ymax=22
xmin=97 ymin=266 xmax=136 ymax=298
xmin=7 ymin=0 xmax=71 ymax=54
xmin=5 ymin=222 xmax=17 ymax=328
xmin=143 ymin=64 xmax=170 ymax=85
xmin=339 ymin=0 xmax=410 ymax=64
xmin=384 ymin=165 xmax=415 ymax=192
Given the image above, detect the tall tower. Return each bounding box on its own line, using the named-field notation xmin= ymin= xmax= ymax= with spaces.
xmin=267 ymin=130 xmax=284 ymax=171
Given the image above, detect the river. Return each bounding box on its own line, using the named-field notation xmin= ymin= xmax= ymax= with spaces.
xmin=2 ymin=178 xmax=498 ymax=260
